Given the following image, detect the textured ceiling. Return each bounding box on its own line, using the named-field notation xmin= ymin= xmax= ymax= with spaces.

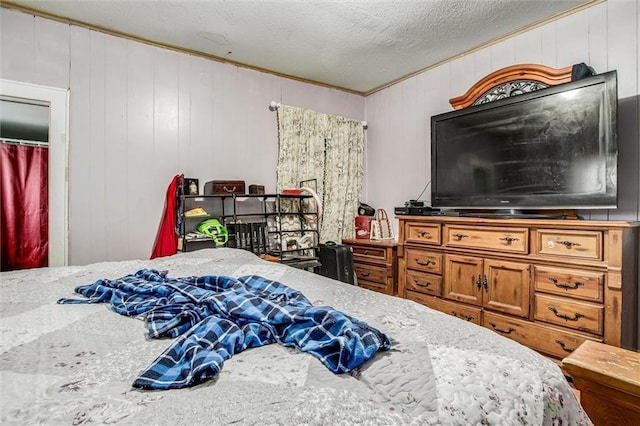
xmin=4 ymin=0 xmax=597 ymax=94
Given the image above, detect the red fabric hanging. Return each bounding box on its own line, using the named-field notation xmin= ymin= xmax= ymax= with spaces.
xmin=0 ymin=143 xmax=49 ymax=271
xmin=150 ymin=174 xmax=183 ymax=259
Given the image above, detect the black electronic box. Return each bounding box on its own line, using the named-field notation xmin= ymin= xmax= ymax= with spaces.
xmin=395 ymin=200 xmax=461 ymax=216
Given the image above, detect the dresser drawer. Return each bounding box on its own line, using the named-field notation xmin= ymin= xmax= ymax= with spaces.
xmin=351 ymin=245 xmax=388 ymax=263
xmin=484 ymin=311 xmax=600 ymax=359
xmin=405 ymin=270 xmax=442 ymax=296
xmin=444 ymin=225 xmax=528 ymax=254
xmin=533 ymin=266 xmax=604 ymax=302
xmin=534 ymin=294 xmax=603 ymax=335
xmin=354 ymin=263 xmax=387 ymax=285
xmin=406 ymin=249 xmax=443 ymax=274
xmin=404 ymin=222 xmax=441 ymax=245
xmin=407 ymin=291 xmax=482 ymax=325
xmin=534 ymin=229 xmax=603 ymax=261
xmin=358 ymin=279 xmax=391 ymax=295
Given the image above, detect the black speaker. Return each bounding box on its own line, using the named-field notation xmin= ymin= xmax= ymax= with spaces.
xmin=317 ymin=241 xmax=355 ymax=285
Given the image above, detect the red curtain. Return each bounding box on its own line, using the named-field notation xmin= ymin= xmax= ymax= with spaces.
xmin=0 ymin=143 xmax=49 ymax=271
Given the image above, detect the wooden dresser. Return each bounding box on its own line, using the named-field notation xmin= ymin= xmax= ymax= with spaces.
xmin=342 ymin=238 xmax=397 ymax=296
xmin=396 ymin=215 xmax=639 ymax=359
xmin=563 ymin=340 xmax=640 ymax=425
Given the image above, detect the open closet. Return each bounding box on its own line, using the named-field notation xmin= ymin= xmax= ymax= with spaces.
xmin=0 ymin=80 xmax=68 ymax=270
xmin=0 ymin=98 xmax=49 ymax=270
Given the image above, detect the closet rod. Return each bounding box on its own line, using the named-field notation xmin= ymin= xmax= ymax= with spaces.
xmin=269 ymin=101 xmax=368 ymax=128
xmin=1 ymin=137 xmax=49 ymax=148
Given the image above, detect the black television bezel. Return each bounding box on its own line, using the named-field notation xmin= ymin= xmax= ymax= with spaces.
xmin=430 ymin=70 xmax=618 ymax=212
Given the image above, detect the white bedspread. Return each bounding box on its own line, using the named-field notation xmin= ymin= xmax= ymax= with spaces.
xmin=0 ymin=248 xmax=591 ymax=425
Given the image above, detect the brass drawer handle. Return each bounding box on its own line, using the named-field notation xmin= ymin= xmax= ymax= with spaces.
xmin=417 ymin=230 xmax=431 ymax=238
xmin=548 ymin=306 xmax=585 ymax=321
xmin=413 ymin=278 xmax=431 ymax=287
xmin=452 ymin=233 xmax=468 ymax=240
xmin=499 ymin=236 xmax=520 ymax=244
xmin=451 ymin=311 xmax=474 ymax=322
xmin=555 ymin=339 xmax=575 ymax=353
xmin=416 ymin=258 xmax=435 ymax=266
xmin=223 ymin=186 xmax=237 ymax=193
xmin=548 ymin=277 xmax=584 ymax=290
xmin=489 ymin=322 xmax=515 ymax=334
xmin=558 ymin=240 xmax=581 ymax=248
xmin=360 ymin=271 xmax=371 ymax=277
xmin=363 ymin=250 xmax=369 ymax=255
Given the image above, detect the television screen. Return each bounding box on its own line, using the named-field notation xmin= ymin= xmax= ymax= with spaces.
xmin=431 ymin=71 xmax=618 ymax=211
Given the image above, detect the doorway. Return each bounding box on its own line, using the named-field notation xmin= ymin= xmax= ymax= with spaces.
xmin=1 ymin=99 xmax=49 ymax=270
xmin=0 ymin=79 xmax=69 ymax=268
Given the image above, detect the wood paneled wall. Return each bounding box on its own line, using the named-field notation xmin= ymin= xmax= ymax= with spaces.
xmin=0 ymin=7 xmax=364 ymax=265
xmin=1 ymin=2 xmax=638 ymax=266
xmin=364 ymin=0 xmax=640 ymax=224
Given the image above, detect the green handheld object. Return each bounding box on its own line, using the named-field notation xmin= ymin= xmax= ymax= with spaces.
xmin=196 ymin=218 xmax=229 ymax=246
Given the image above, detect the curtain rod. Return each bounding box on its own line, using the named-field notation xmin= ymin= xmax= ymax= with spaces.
xmin=1 ymin=137 xmax=49 ymax=148
xmin=270 ymin=101 xmax=367 ymax=128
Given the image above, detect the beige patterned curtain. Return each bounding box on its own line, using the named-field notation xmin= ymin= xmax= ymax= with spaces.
xmin=276 ymin=105 xmax=364 ymax=243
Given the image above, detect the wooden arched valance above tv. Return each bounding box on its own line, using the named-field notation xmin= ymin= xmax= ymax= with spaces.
xmin=449 ymin=63 xmax=573 ymax=110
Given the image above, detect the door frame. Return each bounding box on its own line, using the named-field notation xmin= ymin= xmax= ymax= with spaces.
xmin=1 ymin=79 xmax=69 ymax=267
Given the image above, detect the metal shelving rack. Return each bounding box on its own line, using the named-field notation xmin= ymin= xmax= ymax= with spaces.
xmin=178 ymin=192 xmax=320 ymax=269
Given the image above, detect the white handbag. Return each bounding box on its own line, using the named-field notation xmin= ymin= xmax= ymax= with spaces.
xmin=370 ymin=209 xmax=394 ymax=240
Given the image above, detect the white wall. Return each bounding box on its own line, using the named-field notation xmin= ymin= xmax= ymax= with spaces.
xmin=364 ymin=0 xmax=640 ymax=225
xmin=2 ymin=1 xmax=639 ymax=265
xmin=0 ymin=7 xmax=364 ymax=265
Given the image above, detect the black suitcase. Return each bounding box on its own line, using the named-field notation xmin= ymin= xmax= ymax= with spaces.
xmin=317 ymin=241 xmax=355 ymax=285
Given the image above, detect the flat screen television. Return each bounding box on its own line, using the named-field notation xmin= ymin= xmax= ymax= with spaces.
xmin=430 ymin=70 xmax=618 ymax=215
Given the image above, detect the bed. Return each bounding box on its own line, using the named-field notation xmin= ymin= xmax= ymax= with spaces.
xmin=1 ymin=248 xmax=591 ymax=425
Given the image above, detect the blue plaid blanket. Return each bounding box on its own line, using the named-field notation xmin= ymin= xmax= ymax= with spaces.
xmin=58 ymin=269 xmax=391 ymax=390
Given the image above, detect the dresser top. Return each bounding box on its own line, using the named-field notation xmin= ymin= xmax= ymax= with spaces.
xmin=396 ymin=215 xmax=640 ymax=229
xmin=342 ymin=238 xmax=397 ymax=248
